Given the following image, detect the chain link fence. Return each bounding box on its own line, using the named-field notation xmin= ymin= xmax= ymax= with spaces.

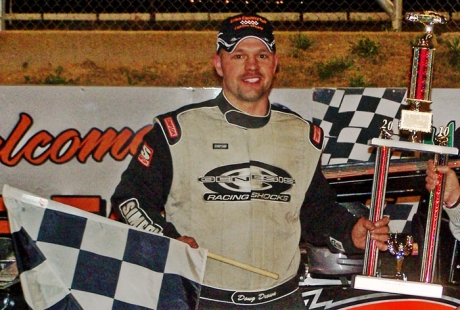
xmin=1 ymin=1 xmax=459 ymax=31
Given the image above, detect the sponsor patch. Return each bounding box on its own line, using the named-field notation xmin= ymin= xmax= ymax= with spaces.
xmin=163 ymin=116 xmax=179 ymax=139
xmin=213 ymin=143 xmax=228 ymax=149
xmin=137 ymin=143 xmax=153 ymax=167
xmin=199 ymin=161 xmax=294 ymax=202
xmin=329 ymin=237 xmax=345 ymax=252
xmin=312 ymin=124 xmax=323 ymax=146
xmin=119 ymin=198 xmax=163 ymax=234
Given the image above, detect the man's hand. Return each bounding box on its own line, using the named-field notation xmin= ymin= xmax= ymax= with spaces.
xmin=177 ymin=235 xmax=199 ymax=249
xmin=351 ymin=217 xmax=390 ymax=250
xmin=426 ymin=159 xmax=460 ymax=207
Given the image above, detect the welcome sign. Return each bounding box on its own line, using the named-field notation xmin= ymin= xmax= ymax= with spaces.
xmin=1 ymin=86 xmax=459 ymax=211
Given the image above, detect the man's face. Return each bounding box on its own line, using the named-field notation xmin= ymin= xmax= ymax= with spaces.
xmin=214 ymin=38 xmax=278 ymax=115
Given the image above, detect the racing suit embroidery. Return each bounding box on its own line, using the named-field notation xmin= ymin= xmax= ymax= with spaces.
xmin=119 ymin=198 xmax=163 ymax=234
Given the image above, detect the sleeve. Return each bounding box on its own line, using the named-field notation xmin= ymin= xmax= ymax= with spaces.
xmin=299 ymin=161 xmax=362 ymax=254
xmin=110 ymin=123 xmax=181 ymax=239
xmin=444 ymin=203 xmax=460 ymax=241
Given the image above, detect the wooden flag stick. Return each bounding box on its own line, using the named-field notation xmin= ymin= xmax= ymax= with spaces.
xmin=207 ymin=252 xmax=279 ymax=280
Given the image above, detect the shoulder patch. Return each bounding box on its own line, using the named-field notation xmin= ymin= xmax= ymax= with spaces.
xmin=309 ymin=123 xmax=324 ymax=150
xmin=163 ymin=116 xmax=179 ymax=138
xmin=157 ymin=113 xmax=182 ymax=145
xmin=155 ymin=99 xmax=217 ymax=145
xmin=137 ymin=142 xmax=153 ymax=167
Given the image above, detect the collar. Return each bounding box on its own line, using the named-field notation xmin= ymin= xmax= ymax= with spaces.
xmin=216 ymin=92 xmax=271 ymax=129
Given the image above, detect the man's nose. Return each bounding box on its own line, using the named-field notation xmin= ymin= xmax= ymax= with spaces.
xmin=245 ymin=56 xmax=259 ymax=70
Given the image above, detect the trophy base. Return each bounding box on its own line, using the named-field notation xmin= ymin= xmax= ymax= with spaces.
xmin=352 ymin=275 xmax=443 ymax=298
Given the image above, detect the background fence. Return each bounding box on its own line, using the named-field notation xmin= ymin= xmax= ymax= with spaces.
xmin=1 ymin=0 xmax=460 ymax=31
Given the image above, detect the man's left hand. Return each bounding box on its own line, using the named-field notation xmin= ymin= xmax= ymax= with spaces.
xmin=351 ymin=217 xmax=390 ymax=250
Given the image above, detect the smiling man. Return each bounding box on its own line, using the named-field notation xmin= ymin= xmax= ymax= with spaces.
xmin=111 ymin=13 xmax=389 ymax=309
xmin=214 ymin=15 xmax=278 ymax=116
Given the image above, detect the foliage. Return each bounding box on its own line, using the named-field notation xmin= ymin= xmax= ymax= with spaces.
xmin=24 ymin=65 xmax=76 ymax=85
xmin=44 ymin=66 xmax=69 ymax=84
xmin=316 ymin=57 xmax=354 ymax=80
xmin=289 ymin=33 xmax=315 ymax=51
xmin=350 ymin=38 xmax=380 ymax=58
xmin=443 ymin=37 xmax=460 ymax=67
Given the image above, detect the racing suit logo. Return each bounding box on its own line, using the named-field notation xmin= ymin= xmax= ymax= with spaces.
xmin=198 ymin=161 xmax=294 ymax=202
xmin=137 ymin=143 xmax=153 ymax=167
xmin=163 ymin=116 xmax=179 ymax=138
xmin=118 ymin=198 xmax=163 ymax=234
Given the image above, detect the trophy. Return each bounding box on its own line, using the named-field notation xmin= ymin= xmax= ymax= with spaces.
xmin=387 ymin=233 xmax=413 ymax=281
xmin=352 ymin=11 xmax=458 ymax=298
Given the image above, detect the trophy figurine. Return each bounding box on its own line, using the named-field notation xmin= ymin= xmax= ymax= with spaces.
xmin=387 ymin=234 xmax=413 ymax=281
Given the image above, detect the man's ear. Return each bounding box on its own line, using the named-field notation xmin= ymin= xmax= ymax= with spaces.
xmin=274 ymin=54 xmax=279 ymax=74
xmin=213 ymin=54 xmax=223 ymax=77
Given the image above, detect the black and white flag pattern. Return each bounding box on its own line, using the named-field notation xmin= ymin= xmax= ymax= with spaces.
xmin=312 ymin=88 xmax=408 ymax=165
xmin=3 ymin=184 xmax=207 ymax=310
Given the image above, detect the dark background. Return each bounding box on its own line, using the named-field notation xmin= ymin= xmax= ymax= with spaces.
xmin=6 ymin=0 xmax=460 ymax=14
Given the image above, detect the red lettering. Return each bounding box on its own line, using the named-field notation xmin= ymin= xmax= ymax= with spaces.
xmin=0 ymin=113 xmax=152 ymax=166
xmin=49 ymin=130 xmax=81 ymax=163
xmin=22 ymin=131 xmax=54 ymax=165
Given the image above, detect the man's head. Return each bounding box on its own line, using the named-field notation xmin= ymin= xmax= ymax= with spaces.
xmin=214 ymin=14 xmax=278 ymax=116
xmin=216 ymin=14 xmax=276 ymax=54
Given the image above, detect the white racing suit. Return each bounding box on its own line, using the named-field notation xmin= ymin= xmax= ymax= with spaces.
xmin=111 ymin=92 xmax=360 ymax=305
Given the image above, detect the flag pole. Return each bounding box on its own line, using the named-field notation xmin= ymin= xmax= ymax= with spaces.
xmin=207 ymin=252 xmax=279 ymax=280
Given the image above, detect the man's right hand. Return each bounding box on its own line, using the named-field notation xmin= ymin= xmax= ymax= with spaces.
xmin=177 ymin=236 xmax=199 ymax=248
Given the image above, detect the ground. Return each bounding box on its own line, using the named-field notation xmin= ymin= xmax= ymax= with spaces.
xmin=0 ymin=31 xmax=459 ymax=88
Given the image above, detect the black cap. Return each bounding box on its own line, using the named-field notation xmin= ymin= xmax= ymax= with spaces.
xmin=216 ymin=14 xmax=276 ymax=54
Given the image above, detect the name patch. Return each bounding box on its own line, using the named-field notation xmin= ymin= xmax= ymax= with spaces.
xmin=231 ymin=290 xmax=279 ymax=305
xmin=213 ymin=143 xmax=228 ymax=149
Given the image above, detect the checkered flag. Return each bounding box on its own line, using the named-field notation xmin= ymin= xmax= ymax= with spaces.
xmin=384 ymin=203 xmax=418 ymax=235
xmin=2 ymin=185 xmax=207 ymax=310
xmin=312 ymin=88 xmax=408 ymax=165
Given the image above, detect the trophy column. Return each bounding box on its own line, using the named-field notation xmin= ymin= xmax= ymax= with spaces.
xmin=362 ymin=123 xmax=393 ymax=277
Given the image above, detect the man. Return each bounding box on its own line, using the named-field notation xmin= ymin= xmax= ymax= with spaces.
xmin=425 ymin=159 xmax=460 ymax=240
xmin=111 ymin=13 xmax=389 ymax=309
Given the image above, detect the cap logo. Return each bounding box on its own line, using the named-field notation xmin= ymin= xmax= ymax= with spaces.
xmin=216 ymin=14 xmax=275 ymax=54
xmin=241 ymin=20 xmax=259 ymax=25
xmin=233 ymin=16 xmax=267 ymax=31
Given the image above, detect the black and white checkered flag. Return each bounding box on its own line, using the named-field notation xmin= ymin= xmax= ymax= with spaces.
xmin=3 ymin=185 xmax=207 ymax=310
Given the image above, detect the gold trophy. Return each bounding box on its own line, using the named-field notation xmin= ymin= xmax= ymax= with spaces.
xmin=352 ymin=11 xmax=458 ymax=298
xmin=387 ymin=234 xmax=413 ymax=280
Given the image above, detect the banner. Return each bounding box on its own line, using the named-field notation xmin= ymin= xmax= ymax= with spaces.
xmin=1 ymin=86 xmax=459 ymax=212
xmin=2 ymin=184 xmax=207 ymax=310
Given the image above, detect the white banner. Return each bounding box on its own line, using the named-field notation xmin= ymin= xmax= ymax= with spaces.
xmin=1 ymin=86 xmax=458 ymax=214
